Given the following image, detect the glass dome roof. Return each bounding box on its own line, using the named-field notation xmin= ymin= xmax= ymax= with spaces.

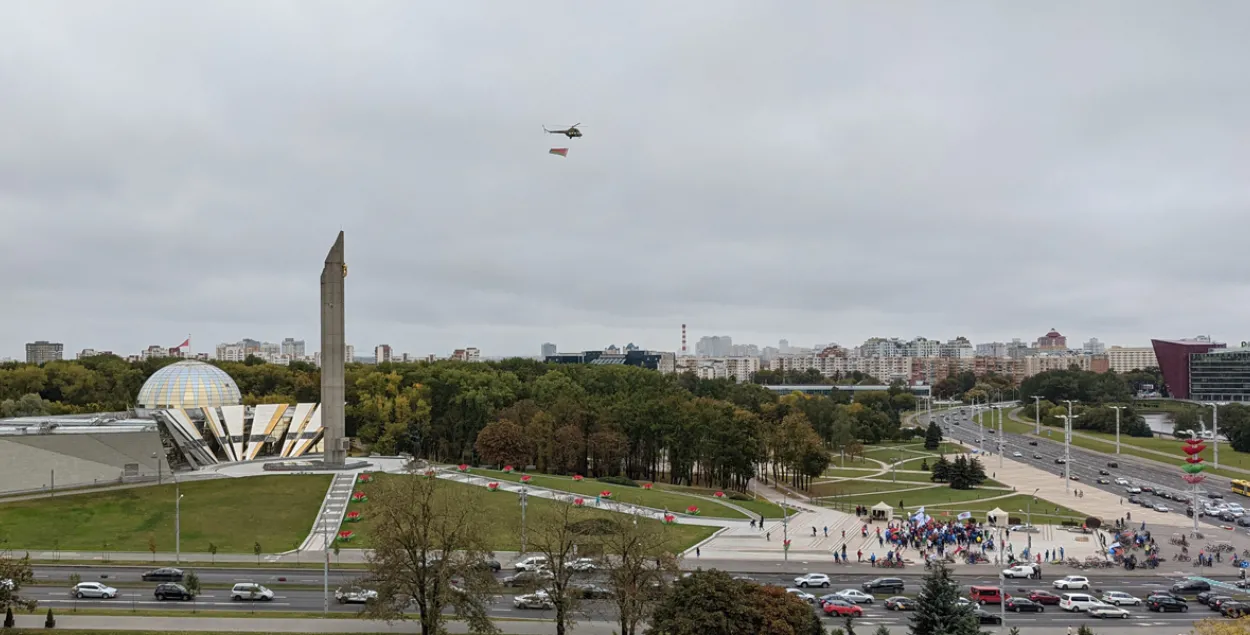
xmin=137 ymin=360 xmax=242 ymax=410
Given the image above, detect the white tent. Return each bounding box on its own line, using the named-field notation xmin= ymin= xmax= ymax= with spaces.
xmin=871 ymin=502 xmax=894 ymax=522
xmin=986 ymin=507 xmax=1008 ymax=526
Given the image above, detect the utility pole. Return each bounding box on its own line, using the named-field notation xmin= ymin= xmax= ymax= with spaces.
xmin=1212 ymin=403 xmax=1220 ymax=469
xmin=322 ymin=511 xmax=329 ymax=616
xmin=997 ymin=406 xmax=1004 ymax=468
xmin=1109 ymin=406 xmax=1124 ymax=455
xmin=175 ymin=478 xmax=182 ymax=564
xmin=520 ymin=487 xmax=529 ymax=554
xmin=782 ymin=494 xmax=790 ymax=562
xmin=1057 ymin=412 xmax=1076 ymax=493
xmin=1032 ymin=395 xmax=1041 ymax=434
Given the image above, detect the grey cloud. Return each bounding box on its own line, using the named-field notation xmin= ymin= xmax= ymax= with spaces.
xmin=2 ymin=1 xmax=1249 ymax=358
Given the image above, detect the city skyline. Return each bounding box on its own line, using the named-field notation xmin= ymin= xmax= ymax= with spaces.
xmin=3 ymin=4 xmax=1248 ymax=359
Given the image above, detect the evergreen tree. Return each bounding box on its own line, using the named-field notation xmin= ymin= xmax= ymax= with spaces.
xmin=930 ymin=457 xmax=952 ymax=483
xmin=908 ymin=562 xmax=978 ymax=635
xmin=967 ymin=457 xmax=987 ymax=486
xmin=924 ymin=421 xmax=942 ymax=450
xmin=949 ymin=456 xmax=973 ymax=489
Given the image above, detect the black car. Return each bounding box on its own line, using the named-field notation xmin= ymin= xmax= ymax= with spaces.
xmin=154 ymin=583 xmax=194 ymax=601
xmin=1222 ymin=601 xmax=1250 ymax=618
xmin=862 ymin=578 xmax=905 ymax=594
xmin=1197 ymin=591 xmax=1216 ymax=605
xmin=476 ymin=559 xmax=502 ymax=572
xmin=572 ymin=583 xmax=612 ymax=599
xmin=974 ymin=609 xmax=1002 ymax=624
xmin=1147 ymin=596 xmax=1188 ymax=612
xmin=1028 ymin=441 xmax=1038 ymax=446
xmin=1107 ymin=462 xmax=1118 ymax=468
xmin=1209 ymin=596 xmax=1234 ymax=611
xmin=1006 ymin=598 xmax=1043 ymax=613
xmin=1054 ymin=458 xmax=1066 ymax=464
xmin=141 ymin=568 xmax=184 ymax=582
xmin=1209 ymin=492 xmax=1225 ymax=499
xmin=1171 ymin=580 xmax=1211 ymax=594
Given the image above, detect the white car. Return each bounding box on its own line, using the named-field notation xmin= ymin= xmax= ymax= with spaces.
xmin=71 ymin=582 xmax=117 ymax=599
xmin=1059 ymin=593 xmax=1101 ymax=612
xmin=1012 ymin=451 xmax=1023 ymax=458
xmin=513 ymin=592 xmax=554 ymax=610
xmin=334 ymin=587 xmax=377 ymax=604
xmin=230 ymin=583 xmax=274 ymax=601
xmin=514 ymin=556 xmax=549 ymax=571
xmin=1153 ymin=504 xmax=1169 ymax=513
xmin=1087 ymin=604 xmax=1130 ymax=619
xmin=1001 ymin=565 xmax=1034 ymax=579
xmin=1114 ymin=478 xmax=1129 ymax=486
xmin=1099 ymin=591 xmax=1141 ymax=606
xmin=786 ymin=588 xmax=817 ymax=603
xmin=794 ymin=573 xmax=831 ymax=588
xmin=835 ymin=589 xmax=875 ymax=604
xmin=568 ymin=558 xmax=597 ymax=572
xmin=1054 ymin=576 xmax=1090 ymax=590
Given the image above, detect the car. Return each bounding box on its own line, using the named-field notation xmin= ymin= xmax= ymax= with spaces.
xmin=1054 ymin=576 xmax=1091 ymax=591
xmin=230 ymin=583 xmax=274 ymax=601
xmin=335 ymin=587 xmax=377 ymax=604
xmin=153 ymin=583 xmax=193 ymax=601
xmin=1088 ymin=604 xmax=1131 ymax=619
xmin=514 ymin=592 xmax=554 ymax=610
xmin=1236 ymin=516 xmax=1250 ymax=527
xmin=884 ymin=596 xmax=916 ymax=611
xmin=1028 ymin=440 xmax=1038 ymax=446
xmin=1221 ymin=601 xmax=1250 ymax=618
xmin=1054 ymin=458 xmax=1067 ymax=464
xmin=795 ymin=573 xmax=831 ymax=588
xmin=503 ymin=570 xmax=554 ymax=587
xmin=1100 ymin=591 xmax=1141 ymax=606
xmin=1114 ymin=478 xmax=1130 ymax=486
xmin=1028 ymin=590 xmax=1061 ymax=605
xmin=1012 ymin=452 xmax=1023 ymax=457
xmin=861 ymin=578 xmax=904 ymax=594
xmin=1147 ymin=596 xmax=1189 ymax=612
xmin=835 ymin=589 xmax=875 ymax=604
xmin=71 ymin=582 xmax=117 ymax=599
xmin=1171 ymin=580 xmax=1211 ymax=594
xmin=822 ymin=599 xmax=863 ymax=617
xmin=1097 ymin=478 xmax=1110 ymax=484
xmin=1209 ymin=492 xmax=1225 ymax=499
xmin=974 ymin=609 xmax=1002 ymax=624
xmin=1008 ymin=524 xmax=1039 ymax=533
xmin=1197 ymin=591 xmax=1217 ymax=605
xmin=1209 ymin=596 xmax=1235 ymax=610
xmin=1059 ymin=593 xmax=1102 ymax=612
xmin=1033 ymin=453 xmax=1042 ymax=459
xmin=476 ymin=559 xmax=502 ymax=572
xmin=1107 ymin=462 xmax=1119 ymax=468
xmin=568 ymin=558 xmax=598 ymax=573
xmin=1098 ymin=469 xmax=1110 ymax=476
xmin=1127 ymin=486 xmax=1142 ymax=494
xmin=1006 ymin=598 xmax=1044 ymax=612
xmin=514 ymin=556 xmax=549 ymax=571
xmin=141 ymin=567 xmax=184 ymax=582
xmin=1001 ymin=565 xmax=1035 ymax=579
xmin=1154 ymin=504 xmax=1169 ymax=513
xmin=1070 ymin=475 xmax=1080 ymax=481
xmin=571 ymin=583 xmax=612 ymax=599
xmin=786 ymin=588 xmax=817 ymax=603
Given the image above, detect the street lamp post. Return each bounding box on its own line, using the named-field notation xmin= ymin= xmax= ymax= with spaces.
xmin=520 ymin=487 xmax=529 ymax=554
xmin=782 ymin=494 xmax=790 ymax=562
xmin=1057 ymin=413 xmax=1077 ymax=493
xmin=997 ymin=406 xmax=1004 ymax=468
xmin=175 ymin=482 xmax=182 ymax=564
xmin=1032 ymin=396 xmax=1041 ymax=434
xmin=1210 ymin=403 xmax=1220 ymax=469
xmin=1108 ymin=406 xmax=1124 ymax=455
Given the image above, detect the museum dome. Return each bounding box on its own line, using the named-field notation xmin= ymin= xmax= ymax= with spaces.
xmin=136 ymin=360 xmax=242 ymax=411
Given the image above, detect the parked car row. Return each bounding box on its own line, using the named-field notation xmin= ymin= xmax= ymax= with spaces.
xmin=68 ymin=580 xmax=276 ymax=602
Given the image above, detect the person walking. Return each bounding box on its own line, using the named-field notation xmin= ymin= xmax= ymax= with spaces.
xmin=696 ymin=547 xmax=700 ymax=558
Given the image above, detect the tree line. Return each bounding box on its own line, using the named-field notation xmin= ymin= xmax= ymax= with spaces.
xmin=0 ymin=356 xmax=922 ymax=492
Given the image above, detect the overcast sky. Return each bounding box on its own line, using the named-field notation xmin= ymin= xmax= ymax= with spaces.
xmin=3 ymin=2 xmax=1249 ymax=360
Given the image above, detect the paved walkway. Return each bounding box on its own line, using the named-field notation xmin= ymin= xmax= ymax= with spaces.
xmin=296 ymin=472 xmax=359 ymax=553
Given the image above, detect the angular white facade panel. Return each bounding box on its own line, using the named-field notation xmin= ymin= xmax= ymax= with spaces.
xmin=200 ymin=407 xmax=234 ymax=461
xmin=291 ymin=404 xmax=324 ymax=457
xmin=281 ymin=403 xmax=316 ymax=457
xmin=166 ymin=409 xmax=217 ymax=465
xmin=220 ymin=404 xmax=247 ymax=462
xmin=245 ymin=404 xmax=287 ymax=461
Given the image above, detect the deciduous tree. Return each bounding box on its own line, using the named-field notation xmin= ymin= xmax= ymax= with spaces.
xmin=600 ymin=513 xmax=677 ymax=635
xmin=0 ymin=554 xmax=37 ymax=612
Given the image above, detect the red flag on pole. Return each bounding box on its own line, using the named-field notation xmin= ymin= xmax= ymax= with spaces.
xmin=176 ymin=336 xmax=190 ymax=349
xmin=549 ymin=148 xmax=568 ymax=157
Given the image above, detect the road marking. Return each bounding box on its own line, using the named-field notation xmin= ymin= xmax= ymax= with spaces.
xmin=40 ymin=599 xmax=294 ymax=608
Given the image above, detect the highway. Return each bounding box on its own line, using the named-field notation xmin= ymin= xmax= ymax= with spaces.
xmin=22 ymin=565 xmax=1248 ymax=628
xmin=922 ymin=405 xmax=1243 ymax=534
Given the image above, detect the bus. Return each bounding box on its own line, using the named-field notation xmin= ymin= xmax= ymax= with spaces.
xmin=1232 ymin=480 xmax=1250 ymax=497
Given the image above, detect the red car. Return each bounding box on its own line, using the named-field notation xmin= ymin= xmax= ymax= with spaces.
xmin=1028 ymin=590 xmax=1061 ymax=605
xmin=823 ymin=599 xmax=864 ymax=617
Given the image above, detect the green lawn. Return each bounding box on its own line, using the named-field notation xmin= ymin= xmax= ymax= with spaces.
xmin=650 ymin=482 xmax=788 ymax=518
xmin=345 ymin=475 xmax=715 ymax=552
xmin=974 ymin=411 xmax=1036 ymax=435
xmin=467 ymin=469 xmax=746 ymax=519
xmin=821 ymin=486 xmax=1013 ymax=512
xmin=0 ymin=475 xmax=331 ymax=553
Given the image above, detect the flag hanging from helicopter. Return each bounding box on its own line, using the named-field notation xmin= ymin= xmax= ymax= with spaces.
xmin=549 ymin=148 xmax=568 ymax=157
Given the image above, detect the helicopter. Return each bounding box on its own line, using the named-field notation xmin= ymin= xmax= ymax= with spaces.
xmin=543 ymin=123 xmax=583 ymax=139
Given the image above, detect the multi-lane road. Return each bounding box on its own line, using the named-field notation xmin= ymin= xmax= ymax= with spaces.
xmin=922 ymin=404 xmax=1242 ymax=533
xmin=23 ymin=563 xmax=1244 ymax=629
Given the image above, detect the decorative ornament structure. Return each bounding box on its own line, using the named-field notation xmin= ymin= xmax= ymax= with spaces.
xmin=1182 ymin=438 xmax=1207 ymax=484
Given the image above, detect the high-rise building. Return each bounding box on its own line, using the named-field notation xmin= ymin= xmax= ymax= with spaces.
xmin=695 ymin=336 xmax=733 ymax=357
xmin=541 ymin=343 xmax=557 ymax=358
xmin=975 ymin=342 xmax=1008 ymax=358
xmin=281 ymin=338 xmax=306 ymax=358
xmin=779 ymin=339 xmax=790 ymax=354
xmin=451 ymin=348 xmax=481 ymax=362
xmin=375 ymin=344 xmax=393 ymax=364
xmin=1105 ymin=346 xmax=1157 ymax=372
xmin=1083 ymin=338 xmax=1106 ymax=355
xmin=1035 ymin=329 xmax=1067 ymax=350
xmin=25 ymin=341 xmax=64 ymax=365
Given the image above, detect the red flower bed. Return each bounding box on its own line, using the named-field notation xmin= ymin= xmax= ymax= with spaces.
xmin=714 ymin=491 xmax=725 ymax=498
xmin=521 ymin=475 xmax=533 ymax=483
xmin=503 ymin=465 xmax=515 ymax=473
xmin=643 ymin=483 xmax=653 ymax=490
xmin=487 ymin=482 xmax=500 ymax=491
xmin=600 ymin=490 xmax=613 ymax=499
xmin=357 ymin=473 xmax=372 ymax=484
xmin=686 ymin=505 xmax=700 ymax=516
xmin=337 ymin=530 xmax=355 ymax=542
xmin=573 ymin=498 xmax=585 ymax=507
xmin=345 ymin=511 xmax=362 ymax=522
xmin=572 ymin=474 xmax=584 ymax=481
xmin=457 ymin=464 xmax=469 ymax=472
xmin=351 ymin=491 xmax=368 ymax=503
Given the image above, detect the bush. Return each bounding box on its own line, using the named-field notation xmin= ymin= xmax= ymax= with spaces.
xmin=1061 ymin=520 xmax=1079 ymax=527
xmin=597 ymin=475 xmax=639 ymax=488
xmin=920 ymin=459 xmax=930 ymax=471
xmin=728 ymin=492 xmax=751 ymax=501
xmin=45 ymin=608 xmax=55 ymax=628
xmin=1085 ymin=517 xmax=1102 ymax=529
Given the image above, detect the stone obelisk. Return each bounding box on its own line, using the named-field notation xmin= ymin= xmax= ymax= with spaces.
xmin=319 ymin=231 xmax=347 ymax=467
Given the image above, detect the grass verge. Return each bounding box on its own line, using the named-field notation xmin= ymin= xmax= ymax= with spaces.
xmin=0 ymin=475 xmax=332 ymax=553
xmin=348 ymin=475 xmax=717 ymax=552
xmin=467 ymin=469 xmax=746 ymax=519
